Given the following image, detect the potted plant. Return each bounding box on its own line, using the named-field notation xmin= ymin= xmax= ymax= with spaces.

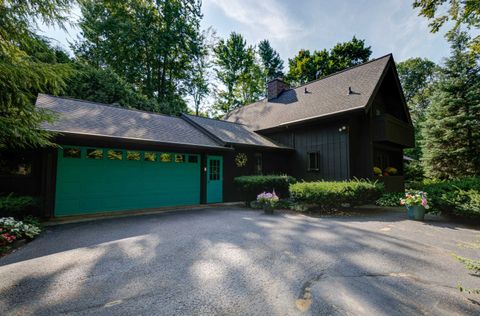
xmin=400 ymin=191 xmax=429 ymax=220
xmin=256 ymin=191 xmax=279 ymax=214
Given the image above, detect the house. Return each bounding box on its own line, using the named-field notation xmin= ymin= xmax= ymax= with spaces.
xmin=0 ymin=54 xmax=414 ymax=218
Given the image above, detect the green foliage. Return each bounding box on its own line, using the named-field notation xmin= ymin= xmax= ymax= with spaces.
xmin=63 ymin=64 xmax=161 ymax=112
xmin=412 ymin=177 xmax=480 ymax=218
xmin=233 ymin=175 xmax=296 ymax=203
xmin=0 ymin=1 xmax=74 ymax=149
xmin=289 ymin=180 xmax=383 ymax=210
xmin=397 ymin=58 xmax=438 ymax=160
xmin=213 ymin=32 xmax=264 ymax=114
xmin=75 ymin=0 xmax=204 ymax=115
xmin=376 ymin=192 xmax=404 ymax=207
xmin=0 ymin=217 xmax=42 ymax=254
xmin=286 ymin=36 xmax=371 ymax=85
xmin=404 ymin=160 xmax=425 ymax=182
xmin=258 ymin=39 xmax=284 ymax=82
xmin=0 ymin=194 xmax=40 ymax=218
xmin=421 ymin=32 xmax=480 ymax=179
xmin=413 ymin=0 xmax=480 ymax=53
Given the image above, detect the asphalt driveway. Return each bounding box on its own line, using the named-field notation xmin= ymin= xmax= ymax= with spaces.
xmin=1 ymin=207 xmax=479 ymax=315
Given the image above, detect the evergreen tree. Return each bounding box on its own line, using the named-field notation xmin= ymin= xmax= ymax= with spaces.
xmin=0 ymin=0 xmax=74 ymax=149
xmin=213 ymin=32 xmax=263 ymax=114
xmin=422 ymin=31 xmax=480 ymax=179
xmin=258 ymin=40 xmax=284 ymax=82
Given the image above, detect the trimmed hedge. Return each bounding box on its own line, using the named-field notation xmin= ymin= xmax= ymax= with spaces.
xmin=411 ymin=177 xmax=480 ymax=218
xmin=289 ymin=179 xmax=383 ymax=210
xmin=233 ymin=175 xmax=296 ymax=204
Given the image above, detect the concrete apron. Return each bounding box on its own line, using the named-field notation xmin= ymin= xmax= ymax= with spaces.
xmin=42 ymin=202 xmax=244 ymax=226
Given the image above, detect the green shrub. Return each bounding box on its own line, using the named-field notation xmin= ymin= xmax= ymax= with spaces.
xmin=376 ymin=192 xmax=404 ymax=207
xmin=0 ymin=194 xmax=40 ymax=218
xmin=411 ymin=177 xmax=480 ymax=218
xmin=404 ymin=160 xmax=424 ymax=182
xmin=234 ymin=175 xmax=296 ymax=204
xmin=289 ymin=179 xmax=383 ymax=210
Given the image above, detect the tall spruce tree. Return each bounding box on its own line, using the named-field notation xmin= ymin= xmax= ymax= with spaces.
xmin=213 ymin=32 xmax=263 ymax=114
xmin=422 ymin=31 xmax=480 ymax=179
xmin=258 ymin=40 xmax=284 ymax=82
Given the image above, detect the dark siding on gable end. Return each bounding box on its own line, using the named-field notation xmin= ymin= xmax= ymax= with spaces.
xmin=265 ymin=120 xmax=350 ymax=181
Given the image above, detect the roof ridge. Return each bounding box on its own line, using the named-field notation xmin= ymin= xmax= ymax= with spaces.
xmin=183 ymin=113 xmax=251 ymax=127
xmin=38 ymin=93 xmax=179 ymax=119
xmin=226 ymin=53 xmax=393 ymax=116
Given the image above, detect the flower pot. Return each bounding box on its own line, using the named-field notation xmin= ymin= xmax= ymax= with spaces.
xmin=263 ymin=205 xmax=274 ymax=215
xmin=412 ymin=205 xmax=426 ymax=220
xmin=406 ymin=206 xmax=414 ymax=219
xmin=406 ymin=205 xmax=425 ymax=220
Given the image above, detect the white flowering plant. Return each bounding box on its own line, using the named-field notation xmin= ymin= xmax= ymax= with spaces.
xmin=0 ymin=217 xmax=41 ymax=253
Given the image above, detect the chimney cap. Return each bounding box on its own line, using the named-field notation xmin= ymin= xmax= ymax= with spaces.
xmin=266 ymin=77 xmax=286 ymax=84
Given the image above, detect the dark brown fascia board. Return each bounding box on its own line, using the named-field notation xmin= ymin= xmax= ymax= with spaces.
xmin=255 ymin=107 xmax=364 ymax=133
xmin=228 ymin=142 xmax=295 ymax=152
xmin=180 ymin=114 xmax=227 ymax=146
xmin=51 ymin=131 xmax=233 ymax=152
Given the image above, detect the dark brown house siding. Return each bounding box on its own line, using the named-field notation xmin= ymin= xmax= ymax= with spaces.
xmin=264 ymin=118 xmax=350 ymax=181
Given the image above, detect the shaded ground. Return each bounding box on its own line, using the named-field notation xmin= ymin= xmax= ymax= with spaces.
xmin=0 ymin=208 xmax=479 ymax=315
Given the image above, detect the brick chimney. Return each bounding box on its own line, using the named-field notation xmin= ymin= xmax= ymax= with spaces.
xmin=267 ymin=78 xmax=289 ymax=100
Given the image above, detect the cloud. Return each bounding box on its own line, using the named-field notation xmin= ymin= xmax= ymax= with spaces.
xmin=206 ymin=0 xmax=305 ymax=40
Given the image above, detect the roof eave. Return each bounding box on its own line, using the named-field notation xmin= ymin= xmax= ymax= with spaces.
xmin=47 ymin=130 xmax=232 ymax=151
xmin=254 ymin=107 xmax=365 ymax=133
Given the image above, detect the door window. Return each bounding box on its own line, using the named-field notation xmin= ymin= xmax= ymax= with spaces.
xmin=209 ymin=159 xmax=220 ymax=180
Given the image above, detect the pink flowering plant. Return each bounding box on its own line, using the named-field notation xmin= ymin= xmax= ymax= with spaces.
xmin=256 ymin=191 xmax=279 ymax=208
xmin=0 ymin=217 xmax=41 ymax=254
xmin=400 ymin=191 xmax=430 ymax=209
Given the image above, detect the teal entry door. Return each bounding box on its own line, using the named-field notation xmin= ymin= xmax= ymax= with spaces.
xmin=206 ymin=155 xmax=223 ymax=203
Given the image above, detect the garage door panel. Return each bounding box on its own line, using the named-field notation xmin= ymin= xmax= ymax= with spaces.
xmin=55 ymin=147 xmax=201 ymax=216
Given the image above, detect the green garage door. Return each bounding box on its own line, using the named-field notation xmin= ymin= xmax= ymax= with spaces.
xmin=55 ymin=146 xmax=201 ymax=216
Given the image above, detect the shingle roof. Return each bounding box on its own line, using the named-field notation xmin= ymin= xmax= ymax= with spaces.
xmin=36 ymin=94 xmax=224 ymax=149
xmin=182 ymin=114 xmax=291 ymax=149
xmin=224 ymin=54 xmax=392 ymax=131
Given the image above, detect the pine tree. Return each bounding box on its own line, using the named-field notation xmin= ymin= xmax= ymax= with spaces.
xmin=421 ymin=31 xmax=480 ymax=179
xmin=258 ymin=40 xmax=284 ymax=82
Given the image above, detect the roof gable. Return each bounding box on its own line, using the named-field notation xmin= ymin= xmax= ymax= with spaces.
xmin=224 ymin=54 xmax=394 ymax=131
xmin=181 ymin=114 xmax=291 ymax=149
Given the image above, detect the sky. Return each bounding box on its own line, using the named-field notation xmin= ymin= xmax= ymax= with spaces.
xmin=41 ymin=0 xmax=453 ymax=65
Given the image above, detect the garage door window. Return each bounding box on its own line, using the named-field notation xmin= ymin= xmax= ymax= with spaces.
xmin=127 ymin=151 xmax=141 ymax=161
xmin=86 ymin=148 xmax=103 ymax=160
xmin=160 ymin=153 xmax=171 ymax=162
xmin=209 ymin=159 xmax=220 ymax=180
xmin=175 ymin=154 xmax=185 ymax=163
xmin=64 ymin=148 xmax=81 ymax=158
xmin=144 ymin=152 xmax=157 ymax=162
xmin=107 ymin=150 xmax=123 ymax=160
xmin=188 ymin=155 xmax=198 ymax=163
